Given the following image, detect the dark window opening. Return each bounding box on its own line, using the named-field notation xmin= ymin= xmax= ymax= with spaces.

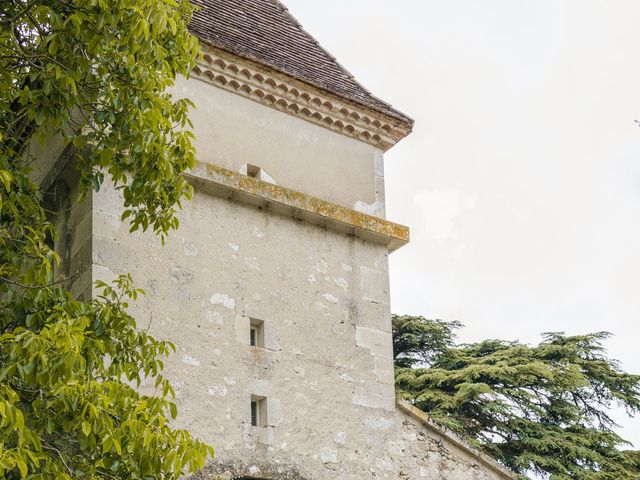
xmin=246 ymin=164 xmax=261 ymax=178
xmin=250 ymin=395 xmax=267 ymax=427
xmin=249 ymin=318 xmax=264 ymax=348
xmin=250 ymin=401 xmax=258 ymax=426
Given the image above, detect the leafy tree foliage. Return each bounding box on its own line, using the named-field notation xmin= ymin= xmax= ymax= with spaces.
xmin=393 ymin=315 xmax=640 ymax=479
xmin=1 ymin=0 xmax=214 ymax=477
xmin=627 ymin=451 xmax=640 ymax=471
xmin=392 ymin=315 xmax=461 ymax=369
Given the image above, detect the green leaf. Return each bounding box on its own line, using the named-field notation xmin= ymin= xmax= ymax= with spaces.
xmin=16 ymin=459 xmax=27 ymax=477
xmin=167 ymin=17 xmax=177 ymax=34
xmin=0 ymin=170 xmax=12 ymax=191
xmin=102 ymin=435 xmax=113 ymax=455
xmin=63 ymin=13 xmax=82 ymax=34
xmin=0 ymin=1 xmax=211 ymax=477
xmin=113 ymin=437 xmax=122 ymax=456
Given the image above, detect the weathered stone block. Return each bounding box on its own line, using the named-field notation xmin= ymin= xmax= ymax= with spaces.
xmin=267 ymin=397 xmax=282 ymax=427
xmin=92 ymin=209 xmax=121 ymax=239
xmin=357 ymin=300 xmax=392 ymax=332
xmin=360 ymin=266 xmax=389 ymax=304
xmin=263 ymin=321 xmax=281 ymax=352
xmin=235 ymin=315 xmax=249 ymax=345
xmin=352 ymin=382 xmax=395 ymax=411
xmin=374 ymin=356 xmax=395 ymax=385
xmin=355 ymin=326 xmax=393 ymax=359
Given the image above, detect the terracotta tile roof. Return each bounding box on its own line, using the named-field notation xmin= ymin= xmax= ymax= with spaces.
xmin=189 ymin=0 xmax=413 ymax=125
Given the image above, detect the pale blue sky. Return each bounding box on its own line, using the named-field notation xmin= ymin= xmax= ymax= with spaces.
xmin=285 ymin=0 xmax=640 ymax=448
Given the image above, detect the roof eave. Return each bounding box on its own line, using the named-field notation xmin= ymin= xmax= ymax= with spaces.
xmin=191 ymin=42 xmax=414 ymax=151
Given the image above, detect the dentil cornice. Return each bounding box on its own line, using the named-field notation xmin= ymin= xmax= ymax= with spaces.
xmin=192 ymin=47 xmax=412 ymax=151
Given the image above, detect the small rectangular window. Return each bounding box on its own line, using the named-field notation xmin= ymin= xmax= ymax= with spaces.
xmin=251 ymin=401 xmax=258 ymax=426
xmin=246 ymin=164 xmax=261 ymax=179
xmin=249 ymin=318 xmax=264 ymax=348
xmin=250 ymin=395 xmax=267 ymax=427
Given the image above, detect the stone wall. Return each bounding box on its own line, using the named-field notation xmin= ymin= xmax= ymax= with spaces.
xmin=92 ymin=180 xmax=397 ymax=459
xmin=171 ymin=75 xmax=386 ymax=218
xmin=87 ymin=178 xmax=514 ymax=480
xmin=35 ymin=60 xmax=514 ymax=479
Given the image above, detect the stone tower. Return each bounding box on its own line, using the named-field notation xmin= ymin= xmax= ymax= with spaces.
xmin=36 ymin=1 xmax=516 ymax=478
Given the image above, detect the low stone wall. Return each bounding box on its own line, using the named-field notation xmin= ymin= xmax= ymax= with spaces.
xmin=394 ymin=401 xmax=517 ymax=480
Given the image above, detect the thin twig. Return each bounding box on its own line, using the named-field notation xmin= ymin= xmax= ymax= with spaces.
xmin=0 ymin=270 xmax=81 ymax=289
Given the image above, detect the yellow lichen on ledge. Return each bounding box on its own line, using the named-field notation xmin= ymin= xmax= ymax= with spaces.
xmin=184 ymin=161 xmax=409 ymax=252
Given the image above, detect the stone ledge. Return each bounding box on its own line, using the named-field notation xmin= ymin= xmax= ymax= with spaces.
xmin=185 ymin=161 xmax=409 ymax=253
xmin=397 ymin=400 xmax=519 ymax=480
